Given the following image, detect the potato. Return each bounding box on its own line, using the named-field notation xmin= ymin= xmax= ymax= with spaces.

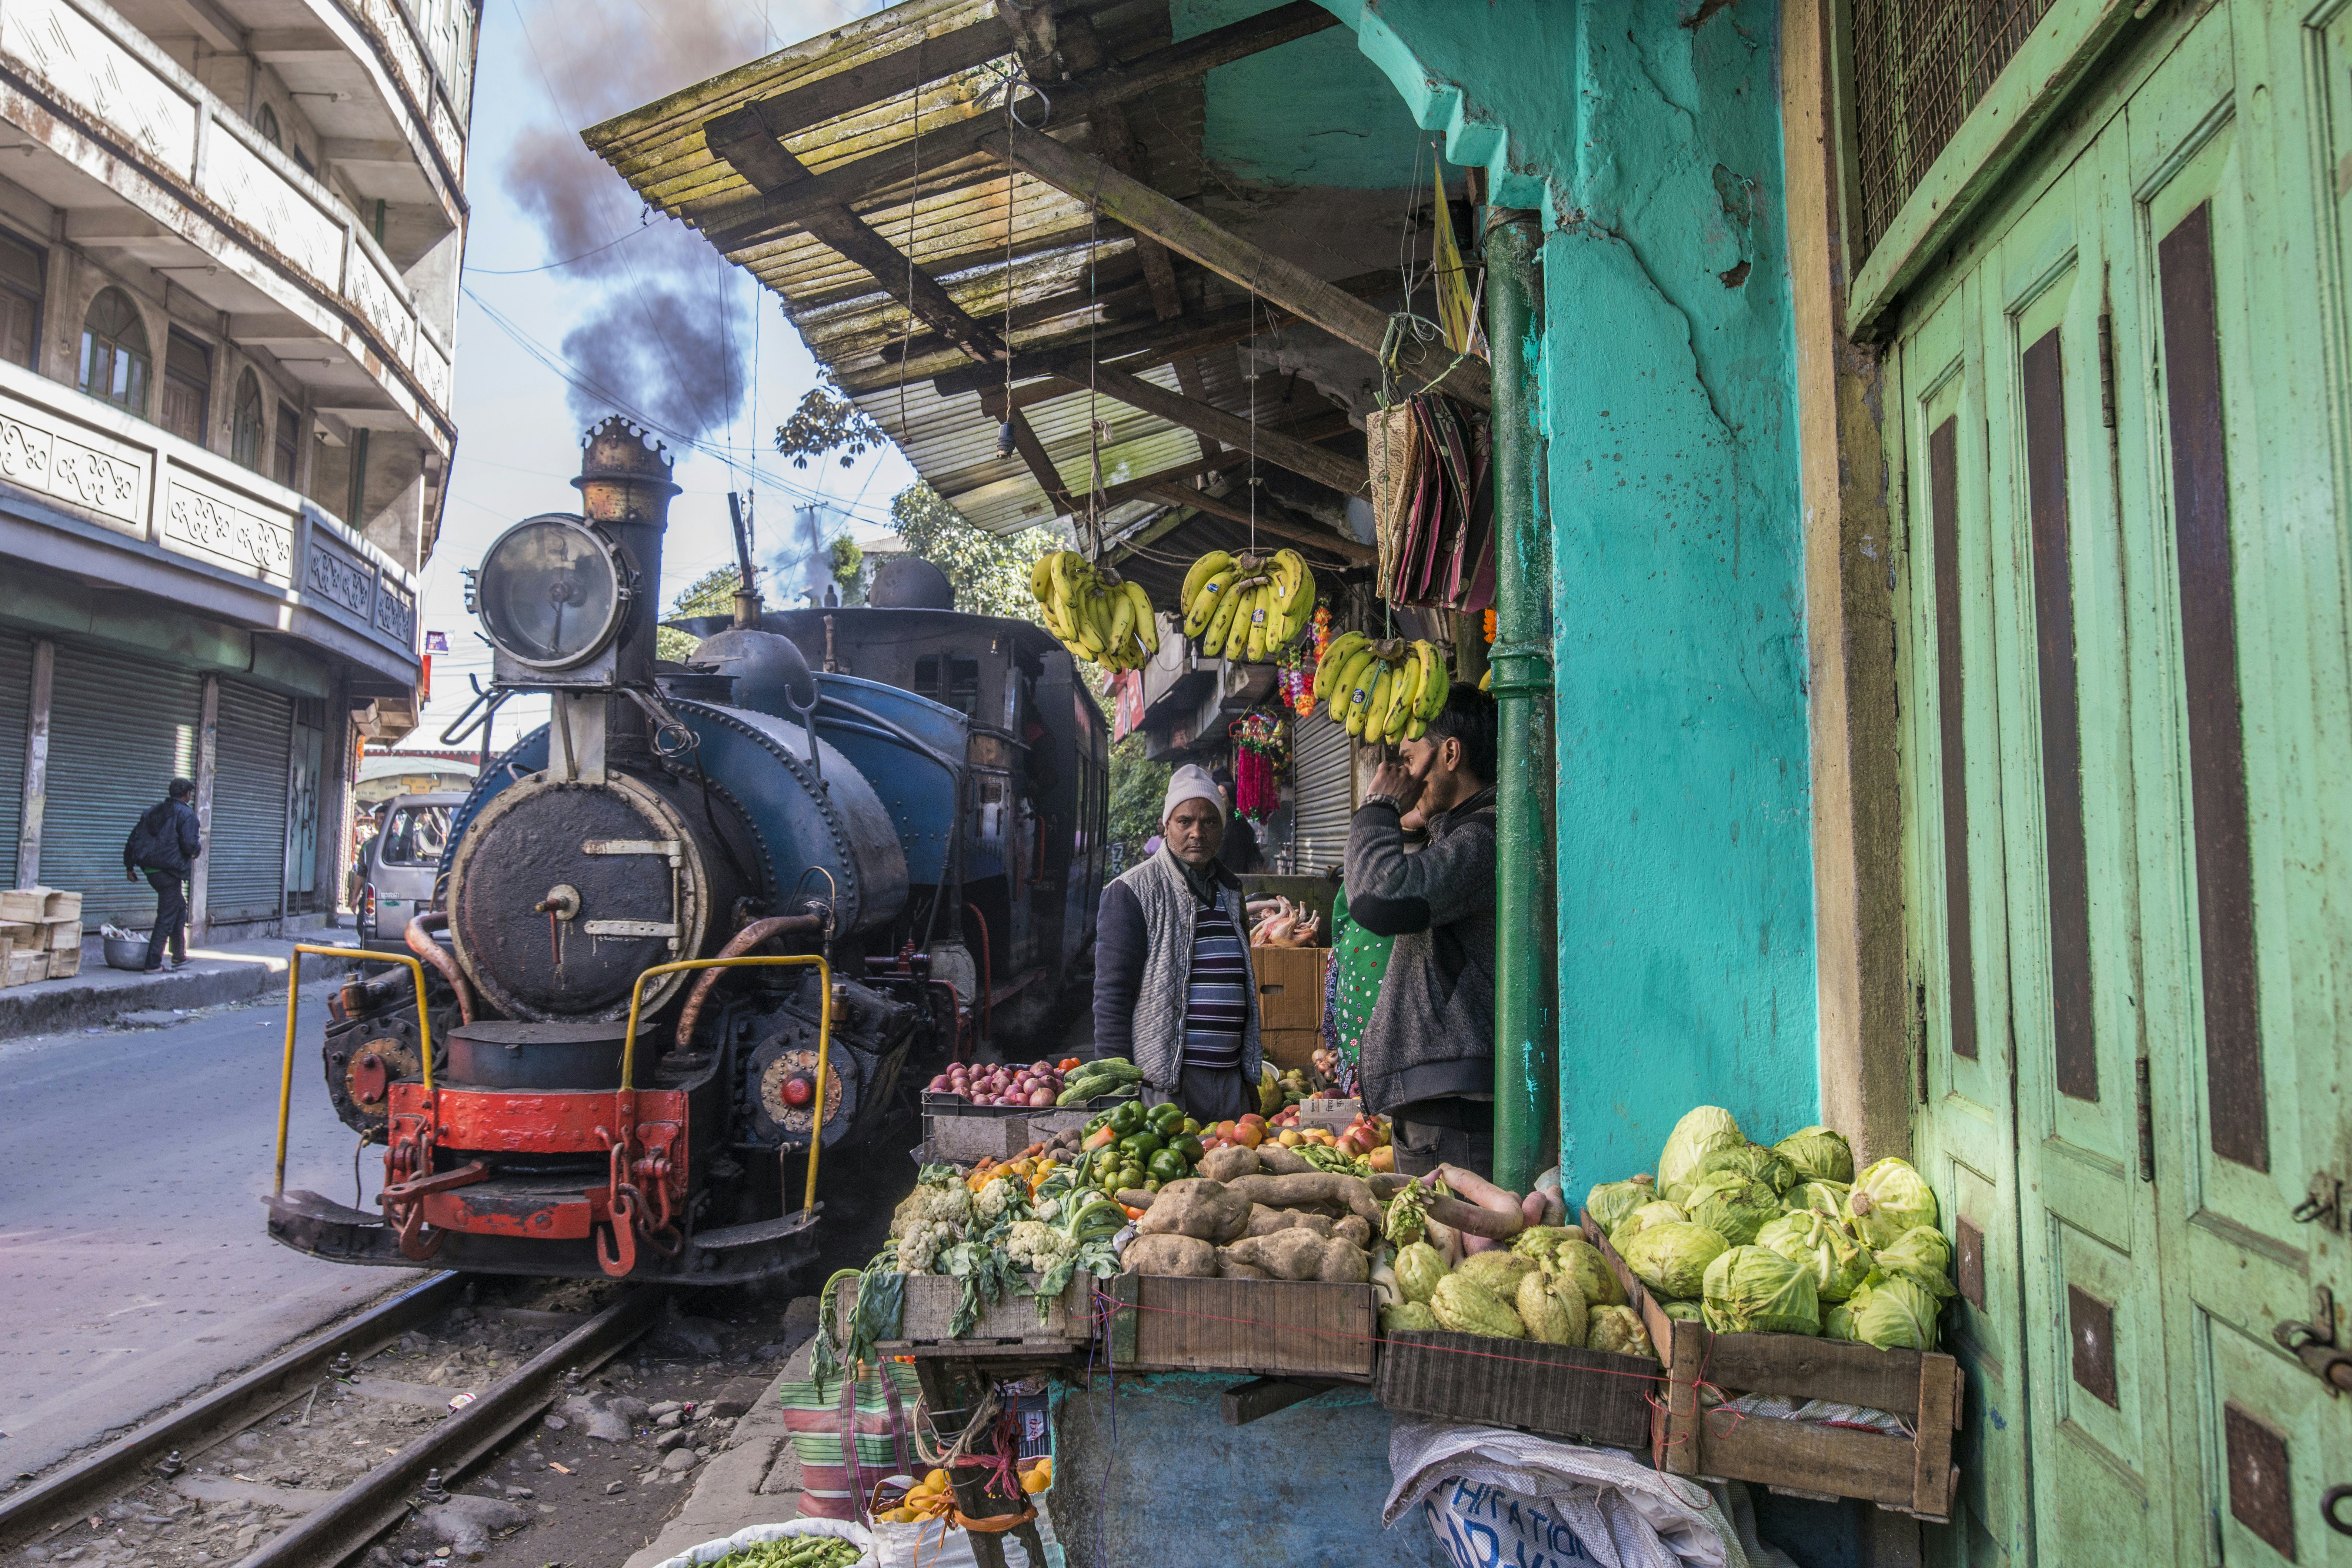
xmin=1253 ymin=1142 xmax=1316 ymax=1176
xmin=1222 ymin=1173 xmax=1384 ymax=1228
xmin=1317 ymin=1238 xmax=1371 ymax=1283
xmin=1220 ymin=1229 xmax=1327 ymax=1281
xmin=1332 ymin=1214 xmax=1372 ymax=1248
xmin=1220 ymin=1261 xmax=1271 ymax=1280
xmin=1246 ymin=1206 xmax=1332 ymax=1238
xmin=1198 ymin=1145 xmax=1261 ymax=1184
xmin=1122 ymin=1234 xmax=1216 ymax=1277
xmin=1136 ymin=1179 xmax=1252 ymax=1245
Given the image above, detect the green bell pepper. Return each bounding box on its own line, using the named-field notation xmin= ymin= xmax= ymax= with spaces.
xmin=1168 ymin=1134 xmax=1204 ymax=1165
xmin=1108 ymin=1100 xmax=1146 ymax=1136
xmin=1146 ymin=1101 xmax=1185 ymax=1134
xmin=1117 ymin=1131 xmax=1163 ymax=1161
xmin=1146 ymin=1148 xmax=1188 ymax=1183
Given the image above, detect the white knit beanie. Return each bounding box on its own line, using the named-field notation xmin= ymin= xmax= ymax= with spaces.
xmin=1161 ymin=763 xmax=1225 ymax=824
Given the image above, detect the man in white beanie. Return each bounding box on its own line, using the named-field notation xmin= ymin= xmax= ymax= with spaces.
xmin=1091 ymin=764 xmax=1261 ymax=1121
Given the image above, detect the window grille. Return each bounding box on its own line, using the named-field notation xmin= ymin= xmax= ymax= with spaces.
xmin=1850 ymin=0 xmax=2052 ymax=259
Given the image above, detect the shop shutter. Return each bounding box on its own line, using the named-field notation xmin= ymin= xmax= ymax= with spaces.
xmin=43 ymin=650 xmax=202 ymax=926
xmin=207 ymin=680 xmax=290 ymax=925
xmin=1288 ymin=710 xmax=1355 ymax=877
xmin=0 ymin=630 xmax=30 ymax=861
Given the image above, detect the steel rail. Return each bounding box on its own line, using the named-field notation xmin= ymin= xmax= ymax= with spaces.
xmin=238 ymin=1285 xmax=663 ymax=1568
xmin=0 ymin=1274 xmax=463 ymax=1551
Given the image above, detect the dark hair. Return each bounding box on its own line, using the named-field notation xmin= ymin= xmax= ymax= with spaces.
xmin=1425 ymin=683 xmax=1497 ymax=785
xmin=167 ymin=777 xmax=196 ymax=801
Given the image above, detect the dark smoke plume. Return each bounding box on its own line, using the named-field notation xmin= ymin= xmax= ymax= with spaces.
xmin=502 ymin=0 xmax=842 ymax=442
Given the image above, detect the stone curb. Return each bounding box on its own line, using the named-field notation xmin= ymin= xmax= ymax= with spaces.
xmin=0 ymin=937 xmax=365 ymax=1038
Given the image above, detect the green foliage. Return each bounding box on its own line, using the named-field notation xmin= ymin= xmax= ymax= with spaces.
xmin=1107 ymin=734 xmax=1170 ymax=872
xmin=775 ymin=388 xmax=885 ymax=470
xmin=656 ymin=564 xmax=742 ymax=663
xmin=828 ymin=536 xmax=866 ymax=604
xmin=888 ymin=481 xmax=1052 ymax=622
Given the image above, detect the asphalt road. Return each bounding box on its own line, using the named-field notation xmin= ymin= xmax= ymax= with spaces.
xmin=0 ymin=983 xmax=423 ymax=1488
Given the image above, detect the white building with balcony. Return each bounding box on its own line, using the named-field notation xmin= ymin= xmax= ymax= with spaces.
xmin=0 ymin=0 xmax=475 ymax=941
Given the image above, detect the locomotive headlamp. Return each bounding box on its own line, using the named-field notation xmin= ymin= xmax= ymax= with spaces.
xmin=473 ymin=514 xmax=628 ymax=671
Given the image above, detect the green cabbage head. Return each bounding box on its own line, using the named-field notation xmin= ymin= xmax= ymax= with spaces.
xmin=1793 ymin=1181 xmax=1852 ymax=1221
xmin=1702 ymin=1245 xmax=1822 ymax=1335
xmin=1621 ymin=1220 xmax=1728 ymax=1300
xmin=1585 ymin=1305 xmax=1654 ymax=1357
xmin=1431 ymin=1274 xmax=1526 ymax=1339
xmin=1821 ymin=1302 xmax=1858 ymax=1341
xmin=1584 ymin=1177 xmax=1655 ymax=1233
xmin=1755 ymin=1210 xmax=1872 ymax=1302
xmin=1683 ymin=1175 xmax=1783 ymax=1247
xmin=1845 ymin=1158 xmax=1939 ymax=1248
xmin=1511 ymin=1226 xmax=1581 ymax=1267
xmin=1612 ymin=1201 xmax=1689 ymax=1248
xmin=1394 ymin=1241 xmax=1448 ymax=1305
xmin=1550 ymin=1238 xmax=1626 ymax=1307
xmin=1774 ymin=1125 xmax=1855 ymax=1185
xmin=1842 ymin=1273 xmax=1942 ymax=1350
xmin=1658 ymin=1106 xmax=1746 ymax=1194
xmin=1660 ymin=1298 xmax=1704 ymax=1321
xmin=1872 ymin=1227 xmax=1958 ymax=1299
xmin=1692 ymin=1142 xmax=1802 ymax=1198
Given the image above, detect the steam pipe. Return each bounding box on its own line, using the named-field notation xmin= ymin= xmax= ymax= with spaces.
xmin=1485 ymin=207 xmax=1557 ymax=1195
xmin=673 ymin=914 xmax=825 ymax=1050
xmin=404 ymin=911 xmax=474 ymax=1025
xmin=964 ymin=901 xmax=993 ymax=1044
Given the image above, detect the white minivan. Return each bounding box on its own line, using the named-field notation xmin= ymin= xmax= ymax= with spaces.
xmin=357 ymin=791 xmax=463 ymax=951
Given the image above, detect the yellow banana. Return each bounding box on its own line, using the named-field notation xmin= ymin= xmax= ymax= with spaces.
xmin=1073 ymin=584 xmax=1107 ymax=656
xmin=1268 ymin=549 xmax=1308 ymax=614
xmin=1355 ymin=663 xmax=1395 ymax=738
xmin=1406 ymin=715 xmax=1427 ymax=740
xmin=1417 ymin=641 xmax=1451 ymax=719
xmin=1030 ymin=552 xmax=1060 ymax=606
xmin=1385 ymin=657 xmax=1416 ymax=742
xmin=1340 ymin=651 xmax=1384 ymax=733
xmin=1284 ymin=583 xmax=1319 ymax=645
xmin=1243 ymin=585 xmax=1273 ymax=663
xmin=1202 ymin=574 xmax=1248 ymax=652
xmin=1313 ymin=631 xmax=1368 ymax=702
xmin=1186 ymin=567 xmax=1240 ymax=638
xmin=1178 ymin=551 xmax=1233 ymax=614
xmin=1330 ymin=647 xmax=1379 ymax=723
xmin=1107 ymin=580 xmax=1135 ymax=654
xmin=1126 ymin=582 xmax=1160 ymax=655
xmin=1221 ymin=583 xmax=1257 ymax=661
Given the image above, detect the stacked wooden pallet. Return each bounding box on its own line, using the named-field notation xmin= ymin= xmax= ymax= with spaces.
xmin=0 ymin=887 xmax=80 ymax=984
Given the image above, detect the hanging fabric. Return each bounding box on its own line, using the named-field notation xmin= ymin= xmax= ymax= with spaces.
xmin=1367 ymin=391 xmax=1493 ymax=614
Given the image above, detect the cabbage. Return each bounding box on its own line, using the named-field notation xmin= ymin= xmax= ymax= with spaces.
xmin=1584 ymin=1177 xmax=1655 ymax=1233
xmin=1755 ymin=1211 xmax=1872 ymax=1302
xmin=1658 ymin=1106 xmax=1745 ymax=1194
xmin=1872 ymin=1227 xmax=1958 ymax=1299
xmin=1682 ymin=1175 xmax=1782 ymax=1247
xmin=1660 ymin=1298 xmax=1704 ymax=1321
xmin=1843 ymin=1273 xmax=1941 ymax=1350
xmin=1394 ymin=1241 xmax=1448 ymax=1305
xmin=1612 ymin=1201 xmax=1689 ymax=1248
xmin=1586 ymin=1305 xmax=1655 ymax=1357
xmin=1518 ymin=1271 xmax=1585 ymax=1345
xmin=1551 ymin=1238 xmax=1626 ymax=1307
xmin=1381 ymin=1301 xmax=1439 ymax=1334
xmin=1702 ymin=1245 xmax=1821 ymax=1335
xmin=1456 ymin=1250 xmax=1539 ymax=1300
xmin=1774 ymin=1125 xmax=1855 ymax=1185
xmin=1845 ymin=1158 xmax=1938 ymax=1248
xmin=1692 ymin=1142 xmax=1802 ymax=1198
xmin=1793 ymin=1180 xmax=1852 ymax=1221
xmin=1621 ymin=1221 xmax=1728 ymax=1300
xmin=1821 ymin=1301 xmax=1858 ymax=1341
xmin=1511 ymin=1226 xmax=1582 ymax=1267
xmin=1432 ymin=1274 xmax=1525 ymax=1339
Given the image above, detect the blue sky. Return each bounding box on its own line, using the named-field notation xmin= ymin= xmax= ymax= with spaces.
xmin=414 ymin=0 xmax=914 ymax=750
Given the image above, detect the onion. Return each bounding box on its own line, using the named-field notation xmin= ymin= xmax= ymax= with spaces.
xmin=1028 ymin=1089 xmax=1055 ymax=1107
xmin=928 ymin=1075 xmax=953 ymax=1093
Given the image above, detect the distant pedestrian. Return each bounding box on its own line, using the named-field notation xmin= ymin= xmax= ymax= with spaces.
xmin=123 ymin=778 xmax=201 ymax=971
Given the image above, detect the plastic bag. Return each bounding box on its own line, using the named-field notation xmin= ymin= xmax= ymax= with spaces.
xmin=650 ymin=1518 xmax=875 ymax=1568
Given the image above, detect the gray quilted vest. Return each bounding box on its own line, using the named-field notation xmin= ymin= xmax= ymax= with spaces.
xmin=1114 ymin=847 xmax=1262 ymax=1090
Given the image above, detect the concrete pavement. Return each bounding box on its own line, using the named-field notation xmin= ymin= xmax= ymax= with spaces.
xmin=0 ymin=926 xmax=369 ymax=1038
xmin=0 ymin=977 xmax=423 ymax=1488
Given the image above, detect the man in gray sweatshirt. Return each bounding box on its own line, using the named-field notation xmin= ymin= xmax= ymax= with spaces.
xmin=1345 ymin=684 xmax=1499 ymax=1177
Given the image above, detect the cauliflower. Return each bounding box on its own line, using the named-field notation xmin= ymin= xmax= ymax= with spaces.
xmin=973 ymin=1178 xmax=1015 ymax=1224
xmin=895 ymin=1219 xmax=953 ymax=1274
xmin=891 ymin=1180 xmax=972 ymax=1240
xmin=1035 ymin=1197 xmax=1061 ymax=1222
xmin=1004 ymin=1220 xmax=1073 ymax=1270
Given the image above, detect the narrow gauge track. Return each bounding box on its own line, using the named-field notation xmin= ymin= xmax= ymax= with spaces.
xmin=0 ymin=1278 xmax=661 ymax=1568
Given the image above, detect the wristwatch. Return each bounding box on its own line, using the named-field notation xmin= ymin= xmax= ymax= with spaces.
xmin=1363 ymin=791 xmax=1412 ymax=815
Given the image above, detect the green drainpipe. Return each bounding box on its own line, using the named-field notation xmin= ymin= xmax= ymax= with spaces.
xmin=1484 ymin=207 xmax=1556 ymax=1195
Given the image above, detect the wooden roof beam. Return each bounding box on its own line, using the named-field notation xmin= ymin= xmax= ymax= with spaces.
xmin=699 ymin=2 xmax=1338 ymax=252
xmin=1148 ymin=482 xmax=1374 ymax=564
xmin=978 ymin=387 xmax=1079 ymax=516
xmin=979 ymin=120 xmax=1491 ymax=410
xmin=1073 ymin=360 xmax=1367 ymax=496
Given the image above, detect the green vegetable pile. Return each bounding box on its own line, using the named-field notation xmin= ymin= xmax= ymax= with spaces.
xmin=1070 ymin=1098 xmax=1208 ymax=1196
xmin=1377 ymin=1213 xmax=1649 ymax=1358
xmin=1055 ymin=1056 xmax=1143 ymax=1106
xmin=1587 ymin=1107 xmax=1956 ymax=1350
xmin=868 ymin=1163 xmax=1123 ymax=1340
xmin=703 ymin=1535 xmax=865 ymax=1568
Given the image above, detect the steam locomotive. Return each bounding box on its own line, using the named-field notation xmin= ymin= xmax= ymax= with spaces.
xmin=266 ymin=420 xmax=1107 ymax=1283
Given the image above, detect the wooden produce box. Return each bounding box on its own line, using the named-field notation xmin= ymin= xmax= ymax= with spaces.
xmin=46 ymin=944 xmax=81 ymax=978
xmin=1 ymin=947 xmax=48 ymax=986
xmin=1378 ymin=1331 xmax=1660 ymax=1450
xmin=1101 ymin=1274 xmax=1377 ymax=1384
xmin=43 ymin=918 xmax=79 ymax=950
xmin=842 ymin=1272 xmax=1092 ymax=1356
xmin=1584 ymin=1213 xmax=1965 ymax=1520
xmin=1252 ymin=945 xmax=1326 ymax=1031
xmin=0 ymin=887 xmax=76 ymax=922
xmin=1260 ymin=1028 xmax=1322 ymax=1072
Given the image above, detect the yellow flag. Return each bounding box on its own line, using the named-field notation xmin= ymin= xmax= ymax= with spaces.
xmin=1432 ymin=160 xmax=1476 ymax=354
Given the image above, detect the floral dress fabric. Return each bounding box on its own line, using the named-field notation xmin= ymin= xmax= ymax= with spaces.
xmin=1321 ymin=888 xmax=1392 ymax=1099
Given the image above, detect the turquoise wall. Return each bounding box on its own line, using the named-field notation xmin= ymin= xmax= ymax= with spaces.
xmin=1324 ymin=0 xmax=1819 ymax=1188
xmin=1176 ymin=0 xmax=1431 ymax=190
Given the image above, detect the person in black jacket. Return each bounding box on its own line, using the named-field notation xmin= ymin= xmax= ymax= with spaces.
xmin=124 ymin=778 xmax=202 ymax=971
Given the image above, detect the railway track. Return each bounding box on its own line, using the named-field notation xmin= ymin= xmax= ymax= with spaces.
xmin=0 ymin=1278 xmax=664 ymax=1568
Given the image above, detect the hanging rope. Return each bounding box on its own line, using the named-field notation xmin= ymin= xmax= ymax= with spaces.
xmin=896 ymin=33 xmax=924 ymax=434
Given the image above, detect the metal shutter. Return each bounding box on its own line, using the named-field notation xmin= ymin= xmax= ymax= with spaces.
xmin=0 ymin=630 xmax=29 ymax=862
xmin=44 ymin=651 xmax=202 ymax=926
xmin=1288 ymin=710 xmax=1355 ymax=877
xmin=208 ymin=680 xmax=290 ymax=925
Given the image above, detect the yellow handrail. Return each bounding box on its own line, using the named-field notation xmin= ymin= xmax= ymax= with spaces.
xmin=277 ymin=946 xmax=434 ymax=1197
xmin=621 ymin=954 xmax=834 ymax=1211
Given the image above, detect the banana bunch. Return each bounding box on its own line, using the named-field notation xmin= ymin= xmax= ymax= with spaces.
xmin=1030 ymin=550 xmax=1161 ymax=671
xmin=1311 ymin=634 xmax=1452 ymax=741
xmin=1178 ymin=548 xmax=1317 ymax=665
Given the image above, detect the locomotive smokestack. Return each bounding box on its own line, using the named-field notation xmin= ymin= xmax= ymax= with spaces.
xmin=573 ymin=418 xmax=681 ymax=749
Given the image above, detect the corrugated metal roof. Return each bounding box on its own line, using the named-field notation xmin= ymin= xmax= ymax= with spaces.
xmin=583 ymin=0 xmax=1401 ymax=555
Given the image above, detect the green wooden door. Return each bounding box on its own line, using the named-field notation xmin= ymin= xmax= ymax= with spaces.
xmin=1894 ymin=3 xmax=2352 ymax=1561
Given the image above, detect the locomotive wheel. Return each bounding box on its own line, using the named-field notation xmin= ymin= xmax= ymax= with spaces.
xmin=328 ymin=1033 xmax=421 ymax=1134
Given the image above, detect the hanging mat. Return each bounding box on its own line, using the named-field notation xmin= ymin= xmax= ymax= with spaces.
xmin=1366 ymin=393 xmax=1494 ymax=614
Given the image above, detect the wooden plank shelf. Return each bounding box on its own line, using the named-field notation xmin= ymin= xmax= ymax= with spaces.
xmin=1100 ymin=1275 xmax=1377 ymax=1384
xmin=1376 ymin=1330 xmax=1659 ymax=1450
xmin=1582 ymin=1212 xmax=1965 ymax=1521
xmin=842 ymin=1273 xmax=1093 ymax=1358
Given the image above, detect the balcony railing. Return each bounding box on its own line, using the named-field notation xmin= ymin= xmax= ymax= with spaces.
xmin=334 ymin=0 xmax=472 ymax=189
xmin=0 ymin=0 xmax=455 ymax=431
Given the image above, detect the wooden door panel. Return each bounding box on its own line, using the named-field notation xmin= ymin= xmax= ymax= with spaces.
xmin=2192 ymin=1299 xmax=2352 ymax=1567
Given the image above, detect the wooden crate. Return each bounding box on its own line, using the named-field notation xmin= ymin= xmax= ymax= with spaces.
xmin=1378 ymin=1331 xmax=1659 ymax=1449
xmin=1102 ymin=1274 xmax=1377 ymax=1383
xmin=42 ymin=918 xmax=79 ymax=951
xmin=1260 ymin=1027 xmax=1321 ymax=1072
xmin=1251 ymin=945 xmax=1326 ymax=1031
xmin=841 ymin=1272 xmax=1091 ymax=1355
xmin=1 ymin=948 xmax=47 ymax=986
xmin=0 ymin=887 xmax=74 ymax=922
xmin=1583 ymin=1213 xmax=1964 ymax=1520
xmin=46 ymin=944 xmax=81 ymax=978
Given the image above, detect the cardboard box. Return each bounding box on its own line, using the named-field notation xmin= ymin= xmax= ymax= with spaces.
xmin=0 ymin=887 xmax=74 ymax=923
xmin=1261 ymin=1027 xmax=1322 ymax=1071
xmin=1252 ymin=944 xmax=1327 ymax=1031
xmin=45 ymin=944 xmax=80 ymax=978
xmin=43 ymin=918 xmax=79 ymax=950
